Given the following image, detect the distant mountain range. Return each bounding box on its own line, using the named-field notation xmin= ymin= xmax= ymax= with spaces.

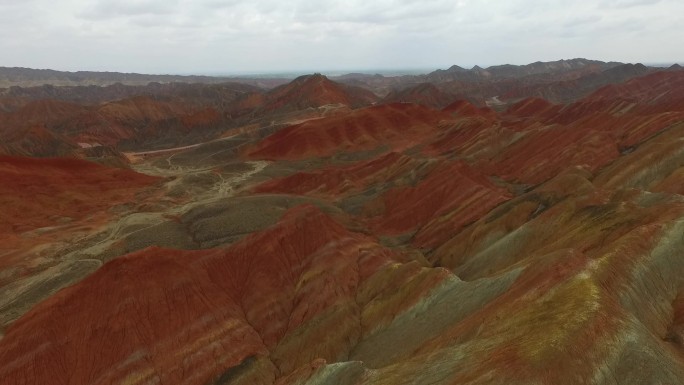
xmin=0 ymin=59 xmax=646 ymax=89
xmin=1 ymin=58 xmax=681 ymax=159
xmin=0 ymin=66 xmax=291 ymax=89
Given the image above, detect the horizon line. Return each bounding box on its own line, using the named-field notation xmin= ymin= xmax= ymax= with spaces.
xmin=0 ymin=59 xmax=682 ymax=79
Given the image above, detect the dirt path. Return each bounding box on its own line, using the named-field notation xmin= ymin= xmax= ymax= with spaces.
xmin=1 ymin=148 xmax=270 ymax=330
xmin=214 ymin=160 xmax=269 ymax=197
xmin=74 ymin=158 xmax=270 ymax=258
xmin=123 ymin=134 xmax=240 ymax=164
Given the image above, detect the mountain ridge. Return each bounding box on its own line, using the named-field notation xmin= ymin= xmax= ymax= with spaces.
xmin=3 ymin=64 xmax=684 ymax=385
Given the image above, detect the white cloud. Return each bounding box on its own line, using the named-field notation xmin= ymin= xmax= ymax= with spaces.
xmin=0 ymin=0 xmax=682 ymax=73
xmin=598 ymin=0 xmax=663 ymax=8
xmin=81 ymin=0 xmax=180 ymax=19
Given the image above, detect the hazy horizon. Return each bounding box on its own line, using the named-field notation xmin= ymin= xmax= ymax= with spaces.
xmin=162 ymin=60 xmax=684 ymax=77
xmin=2 ymin=60 xmax=682 ymax=80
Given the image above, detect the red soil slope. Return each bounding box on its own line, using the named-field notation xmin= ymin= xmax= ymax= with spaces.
xmin=368 ymin=160 xmax=511 ymax=241
xmin=0 ymin=99 xmax=85 ymax=125
xmin=0 ymin=156 xmax=159 ymax=270
xmin=246 ymin=103 xmax=450 ymax=160
xmin=373 ymin=71 xmax=684 ymax=186
xmin=588 ymin=69 xmax=684 ymax=107
xmin=260 ymin=74 xmax=377 ymax=112
xmin=0 ymin=205 xmax=395 ymax=385
xmin=0 ymin=123 xmax=79 ymax=157
xmin=0 ymin=155 xmax=158 ymax=234
xmin=504 ymin=97 xmax=559 ymax=118
xmin=382 ymin=83 xmax=456 ymax=109
xmin=0 ymin=96 xmax=225 ymax=153
xmin=253 ymin=151 xmax=419 ymax=197
xmin=442 ymin=99 xmax=497 ymax=118
xmin=232 ymin=74 xmax=377 ymax=118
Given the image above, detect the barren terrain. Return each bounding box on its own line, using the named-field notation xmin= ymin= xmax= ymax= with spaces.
xmin=3 ymin=62 xmax=684 ymax=384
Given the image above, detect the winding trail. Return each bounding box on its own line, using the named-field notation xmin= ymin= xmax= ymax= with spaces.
xmin=214 ymin=160 xmax=269 ymax=198
xmin=0 ymin=144 xmax=271 ymax=330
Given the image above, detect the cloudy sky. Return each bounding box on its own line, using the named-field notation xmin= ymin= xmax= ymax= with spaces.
xmin=0 ymin=0 xmax=682 ymax=75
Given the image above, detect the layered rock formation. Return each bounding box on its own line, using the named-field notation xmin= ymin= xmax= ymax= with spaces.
xmin=2 ymin=66 xmax=684 ymax=385
xmin=0 ymin=155 xmax=160 ymax=328
xmin=246 ymin=103 xmax=448 ymax=160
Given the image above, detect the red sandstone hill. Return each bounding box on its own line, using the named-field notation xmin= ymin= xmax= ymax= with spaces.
xmin=262 ymin=73 xmax=378 ymax=110
xmin=253 ymin=151 xmax=420 ymax=197
xmin=0 ymin=123 xmax=79 ymax=157
xmin=0 ymin=95 xmax=228 ymax=155
xmin=504 ymin=97 xmax=559 ymax=118
xmin=587 ymin=69 xmax=684 ymax=107
xmin=0 ymin=77 xmax=379 ymax=158
xmin=0 ymin=98 xmax=85 ymax=125
xmin=247 ymin=69 xmax=684 ymax=242
xmin=0 ymin=75 xmax=382 ymax=159
xmin=442 ymin=99 xmax=498 ymax=117
xmin=246 ymin=103 xmax=450 ymax=160
xmin=339 ymin=60 xmax=654 ymax=107
xmin=0 ymin=205 xmax=398 ymax=385
xmin=499 ymin=63 xmax=654 ymax=104
xmin=0 ymin=155 xmax=158 ymax=234
xmin=0 ymin=155 xmax=160 ymax=281
xmin=232 ymin=74 xmax=378 ymax=117
xmin=1 ymin=81 xmax=262 ymax=108
xmin=5 ymin=66 xmax=684 ymax=385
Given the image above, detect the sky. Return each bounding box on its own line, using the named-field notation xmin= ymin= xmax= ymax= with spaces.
xmin=0 ymin=0 xmax=682 ymax=75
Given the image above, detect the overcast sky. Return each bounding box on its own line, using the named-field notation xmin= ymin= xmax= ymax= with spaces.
xmin=0 ymin=0 xmax=682 ymax=75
